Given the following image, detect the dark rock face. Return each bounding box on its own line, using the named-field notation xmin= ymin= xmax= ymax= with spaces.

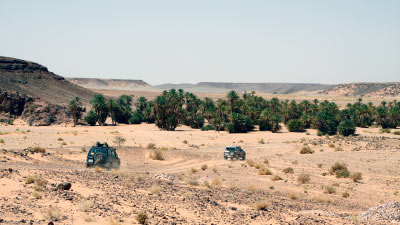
xmin=0 ymin=57 xmax=49 ymax=73
xmin=0 ymin=88 xmax=69 ymax=126
xmin=0 ymin=89 xmax=33 ymax=117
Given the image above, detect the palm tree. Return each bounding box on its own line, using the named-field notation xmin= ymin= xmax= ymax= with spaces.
xmin=68 ymin=97 xmax=83 ymax=127
xmin=108 ymin=99 xmax=119 ymax=125
xmin=226 ymin=90 xmax=239 ymax=115
xmin=91 ymin=94 xmax=108 ymax=125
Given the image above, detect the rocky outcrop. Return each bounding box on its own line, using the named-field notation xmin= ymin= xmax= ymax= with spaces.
xmin=0 ymin=88 xmax=69 ymax=126
xmin=67 ymin=78 xmax=152 ymax=91
xmin=319 ymin=82 xmax=400 ymax=97
xmin=0 ymin=56 xmax=95 ymax=105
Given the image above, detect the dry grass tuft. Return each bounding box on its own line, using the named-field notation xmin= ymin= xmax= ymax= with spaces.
xmin=247 ymin=185 xmax=257 ymax=192
xmin=288 ymin=193 xmax=298 ymax=200
xmin=300 ymin=145 xmax=314 ymax=154
xmin=329 ymin=162 xmax=349 ymax=178
xmin=342 ymin=191 xmax=350 ymax=198
xmin=271 ymin=175 xmax=283 ymax=181
xmin=149 ymin=149 xmax=164 ymax=160
xmin=297 ymin=173 xmax=310 ymax=184
xmin=211 ymin=177 xmax=223 ymax=187
xmin=314 ymin=195 xmax=331 ymax=203
xmin=350 ymin=172 xmax=363 ymax=182
xmin=136 ymin=211 xmax=148 ymax=224
xmin=201 ymin=164 xmax=208 ymax=171
xmin=32 ymin=191 xmax=43 ymax=199
xmin=79 ymin=199 xmax=94 ymax=212
xmin=282 ymin=167 xmax=294 ymax=174
xmin=42 ymin=205 xmax=62 ymax=221
xmin=94 ymin=166 xmax=103 ymax=173
xmin=190 ymin=168 xmax=198 ymax=174
xmin=246 ymin=159 xmax=255 ymax=167
xmin=148 ymin=185 xmax=162 ymax=194
xmin=324 ymin=186 xmax=336 ymax=194
xmin=147 ymin=143 xmax=156 ymax=149
xmin=258 ymin=167 xmax=272 ymax=175
xmin=32 ymin=146 xmax=46 ymax=153
xmin=252 ymin=200 xmax=269 ymax=210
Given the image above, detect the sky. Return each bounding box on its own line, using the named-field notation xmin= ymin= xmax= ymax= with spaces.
xmin=1 ymin=0 xmax=399 ymax=85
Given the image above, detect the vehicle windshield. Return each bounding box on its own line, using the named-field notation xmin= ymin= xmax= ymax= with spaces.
xmin=225 ymin=147 xmax=236 ymax=151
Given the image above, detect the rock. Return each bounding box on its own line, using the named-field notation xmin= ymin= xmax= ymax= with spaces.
xmin=56 ymin=182 xmax=72 ymax=190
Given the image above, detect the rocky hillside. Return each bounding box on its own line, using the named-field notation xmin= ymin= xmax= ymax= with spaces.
xmin=319 ymin=83 xmax=400 ymax=97
xmin=0 ymin=57 xmax=95 ymax=105
xmin=66 ymin=78 xmax=152 ymax=91
xmin=154 ymin=82 xmax=332 ymax=94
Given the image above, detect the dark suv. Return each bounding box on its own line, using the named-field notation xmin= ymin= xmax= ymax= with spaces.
xmin=86 ymin=142 xmax=120 ymax=169
xmin=224 ymin=146 xmax=246 ymax=160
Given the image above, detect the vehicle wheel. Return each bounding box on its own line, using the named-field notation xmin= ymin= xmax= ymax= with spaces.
xmin=224 ymin=156 xmax=227 ymax=160
xmin=241 ymin=155 xmax=246 ymax=160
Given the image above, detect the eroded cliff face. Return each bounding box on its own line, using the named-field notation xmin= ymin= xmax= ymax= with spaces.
xmin=0 ymin=88 xmax=69 ymax=126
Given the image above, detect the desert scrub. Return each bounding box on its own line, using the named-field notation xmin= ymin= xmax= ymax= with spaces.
xmin=252 ymin=200 xmax=269 ymax=211
xmin=380 ymin=128 xmax=391 ymax=134
xmin=258 ymin=167 xmax=272 ymax=175
xmin=247 ymin=185 xmax=257 ymax=192
xmin=334 ymin=146 xmax=344 ymax=152
xmin=211 ymin=177 xmax=222 ymax=187
xmin=297 ymin=173 xmax=310 ymax=184
xmin=254 ymin=162 xmax=265 ymax=169
xmin=32 ymin=146 xmax=46 ymax=153
xmin=113 ymin=136 xmax=126 ymax=147
xmin=183 ymin=140 xmax=188 ymax=144
xmin=300 ymin=145 xmax=314 ymax=154
xmin=147 ymin=143 xmax=156 ymax=149
xmin=201 ymin=164 xmax=208 ymax=171
xmin=258 ymin=139 xmax=265 ymax=144
xmin=32 ymin=191 xmax=43 ymax=199
xmin=57 ymin=137 xmax=64 ymax=141
xmin=246 ymin=159 xmax=255 ymax=167
xmin=190 ymin=168 xmax=198 ymax=174
xmin=78 ymin=199 xmax=94 ymax=212
xmin=314 ymin=195 xmax=331 ymax=203
xmin=212 ymin=167 xmax=218 ymax=173
xmin=288 ymin=193 xmax=298 ymax=200
xmin=394 ymin=131 xmax=400 ymax=135
xmin=282 ymin=167 xmax=294 ymax=174
xmin=148 ymin=185 xmax=162 ymax=193
xmin=350 ymin=172 xmax=363 ymax=182
xmin=187 ymin=179 xmax=199 ymax=186
xmin=149 ymin=149 xmax=164 ymax=160
xmin=329 ymin=162 xmax=349 ymax=178
xmin=42 ymin=205 xmax=62 ymax=221
xmin=26 ymin=175 xmax=47 ymax=187
xmin=136 ymin=211 xmax=148 ymax=224
xmin=94 ymin=166 xmax=103 ymax=173
xmin=271 ymin=175 xmax=283 ymax=181
xmin=342 ymin=191 xmax=350 ymax=198
xmin=324 ymin=186 xmax=336 ymax=194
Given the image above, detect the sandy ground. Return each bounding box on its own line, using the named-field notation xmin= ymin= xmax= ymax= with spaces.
xmin=1 ymin=122 xmax=400 ymax=224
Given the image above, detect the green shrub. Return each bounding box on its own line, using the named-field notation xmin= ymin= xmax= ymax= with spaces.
xmin=84 ymin=110 xmax=97 ymax=126
xmin=287 ymin=119 xmax=304 ymax=132
xmin=201 ymin=124 xmax=213 ymax=131
xmin=337 ymin=120 xmax=356 ymax=136
xmin=329 ymin=162 xmax=350 ymax=178
xmin=128 ymin=112 xmax=143 ymax=124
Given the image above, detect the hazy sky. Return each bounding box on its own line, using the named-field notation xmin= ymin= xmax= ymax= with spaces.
xmin=1 ymin=1 xmax=399 ymax=85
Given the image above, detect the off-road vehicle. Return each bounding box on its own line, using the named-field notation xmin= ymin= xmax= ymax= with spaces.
xmin=224 ymin=146 xmax=246 ymax=160
xmin=86 ymin=142 xmax=120 ymax=169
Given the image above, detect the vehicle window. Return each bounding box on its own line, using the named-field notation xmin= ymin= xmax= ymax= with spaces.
xmin=226 ymin=147 xmax=235 ymax=151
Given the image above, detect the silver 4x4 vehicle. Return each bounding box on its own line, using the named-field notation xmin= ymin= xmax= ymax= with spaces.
xmin=224 ymin=146 xmax=246 ymax=160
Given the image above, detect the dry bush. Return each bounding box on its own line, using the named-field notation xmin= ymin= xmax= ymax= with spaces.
xmin=314 ymin=195 xmax=331 ymax=203
xmin=148 ymin=185 xmax=162 ymax=194
xmin=288 ymin=193 xmax=298 ymax=200
xmin=318 ymin=163 xmax=323 ymax=168
xmin=0 ymin=139 xmax=4 ymax=144
xmin=271 ymin=175 xmax=283 ymax=181
xmin=258 ymin=139 xmax=265 ymax=144
xmin=32 ymin=191 xmax=43 ymax=199
xmin=254 ymin=162 xmax=264 ymax=169
xmin=246 ymin=159 xmax=255 ymax=167
xmin=149 ymin=149 xmax=164 ymax=160
xmin=187 ymin=179 xmax=199 ymax=186
xmin=247 ymin=185 xmax=257 ymax=192
xmin=32 ymin=146 xmax=46 ymax=153
xmin=328 ymin=143 xmax=335 ymax=148
xmin=212 ymin=167 xmax=218 ymax=173
xmin=334 ymin=146 xmax=344 ymax=152
xmin=394 ymin=131 xmax=400 ymax=135
xmin=350 ymin=172 xmax=363 ymax=182
xmin=57 ymin=137 xmax=64 ymax=141
xmin=190 ymin=168 xmax=198 ymax=174
xmin=26 ymin=175 xmax=36 ymax=184
xmin=42 ymin=205 xmax=62 ymax=221
xmin=26 ymin=175 xmax=47 ymax=187
xmin=211 ymin=177 xmax=222 ymax=187
xmin=79 ymin=199 xmax=94 ymax=212
xmin=292 ymin=160 xmax=298 ymax=165
xmin=324 ymin=186 xmax=336 ymax=194
xmin=297 ymin=173 xmax=310 ymax=184
xmin=300 ymin=145 xmax=314 ymax=154
xmin=147 ymin=143 xmax=156 ymax=149
xmin=282 ymin=167 xmax=294 ymax=174
xmin=342 ymin=191 xmax=350 ymax=198
xmin=94 ymin=166 xmax=103 ymax=173
xmin=83 ymin=215 xmax=95 ymax=223
xmin=252 ymin=200 xmax=269 ymax=210
xmin=201 ymin=164 xmax=208 ymax=171
xmin=258 ymin=167 xmax=272 ymax=175
xmin=329 ymin=162 xmax=349 ymax=178
xmin=109 ymin=218 xmax=121 ymax=225
xmin=136 ymin=211 xmax=148 ymax=224
xmin=183 ymin=140 xmax=188 ymax=144
xmin=125 ymin=182 xmax=133 ymax=188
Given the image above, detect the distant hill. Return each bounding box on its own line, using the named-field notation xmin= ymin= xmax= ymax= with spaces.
xmin=319 ymin=83 xmax=400 ymax=97
xmin=154 ymin=82 xmax=332 ymax=94
xmin=66 ymin=78 xmax=152 ymax=91
xmin=0 ymin=56 xmax=95 ymax=105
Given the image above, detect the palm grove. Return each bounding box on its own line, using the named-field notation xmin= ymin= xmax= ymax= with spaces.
xmin=68 ymin=90 xmax=400 ymax=136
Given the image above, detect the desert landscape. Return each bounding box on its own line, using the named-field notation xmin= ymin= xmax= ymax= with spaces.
xmin=0 ymin=56 xmax=400 ymax=225
xmin=1 ymin=1 xmax=400 ymax=224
